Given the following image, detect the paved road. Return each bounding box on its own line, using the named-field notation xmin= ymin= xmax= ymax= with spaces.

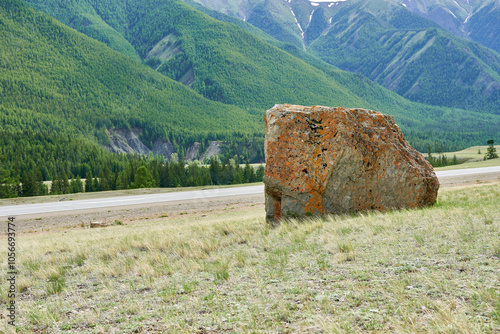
xmin=0 ymin=185 xmax=265 ymax=217
xmin=1 ymin=166 xmax=499 ymax=217
xmin=434 ymin=166 xmax=500 ymax=177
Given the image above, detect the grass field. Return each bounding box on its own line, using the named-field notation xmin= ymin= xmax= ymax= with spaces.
xmin=443 ymin=146 xmax=500 ymax=160
xmin=1 ymin=182 xmax=499 ymax=333
xmin=424 ymin=146 xmax=500 ymax=161
xmin=434 ymin=158 xmax=500 ymax=171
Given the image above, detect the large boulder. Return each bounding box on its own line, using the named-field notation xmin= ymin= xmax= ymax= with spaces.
xmin=264 ymin=104 xmax=439 ymax=223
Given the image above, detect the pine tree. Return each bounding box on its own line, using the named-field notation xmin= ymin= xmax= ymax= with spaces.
xmin=0 ymin=155 xmax=17 ymax=198
xmin=427 ymin=145 xmax=434 ymax=165
xmin=98 ymin=169 xmax=109 ymax=191
xmin=70 ymin=176 xmax=84 ymax=193
xmin=485 ymin=139 xmax=499 ymax=160
xmin=243 ymin=160 xmax=256 ymax=183
xmin=111 ymin=170 xmax=118 ymax=190
xmin=50 ymin=173 xmax=61 ymax=195
xmin=131 ymin=166 xmax=154 ymax=188
xmin=159 ymin=162 xmax=170 ymax=187
xmin=116 ymin=170 xmax=129 ymax=190
xmin=256 ymin=165 xmax=265 ymax=182
xmin=61 ymin=171 xmax=70 ymax=194
xmin=34 ymin=169 xmax=47 ymax=196
xmin=21 ymin=171 xmax=37 ymax=197
xmin=209 ymin=157 xmax=221 ymax=185
xmin=93 ymin=176 xmax=100 ymax=192
xmin=85 ymin=171 xmax=94 ymax=192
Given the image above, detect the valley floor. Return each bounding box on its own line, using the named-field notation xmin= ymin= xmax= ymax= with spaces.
xmin=0 ymin=168 xmax=497 ymax=235
xmin=0 ymin=178 xmax=498 ymax=333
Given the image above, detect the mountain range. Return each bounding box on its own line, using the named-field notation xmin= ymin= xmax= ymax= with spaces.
xmin=0 ymin=0 xmax=499 ymax=184
xmin=398 ymin=0 xmax=500 ymax=53
xmin=186 ymin=0 xmax=500 ymax=114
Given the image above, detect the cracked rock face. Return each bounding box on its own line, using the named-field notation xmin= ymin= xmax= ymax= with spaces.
xmin=264 ymin=104 xmax=439 ymax=223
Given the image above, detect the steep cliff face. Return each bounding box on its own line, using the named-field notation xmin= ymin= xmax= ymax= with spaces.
xmin=264 ymin=104 xmax=439 ymax=223
xmin=152 ymin=139 xmax=176 ymax=159
xmin=184 ymin=142 xmax=201 ymax=161
xmin=104 ymin=128 xmax=151 ymax=155
xmin=103 ymin=128 xmax=220 ymax=161
xmin=200 ymin=141 xmax=223 ymax=161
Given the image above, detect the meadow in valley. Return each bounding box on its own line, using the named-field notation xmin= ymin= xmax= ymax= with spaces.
xmin=0 ymin=180 xmax=498 ymax=333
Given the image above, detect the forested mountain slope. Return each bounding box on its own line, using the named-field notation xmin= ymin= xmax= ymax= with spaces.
xmin=22 ymin=0 xmax=388 ymax=110
xmin=310 ymin=0 xmax=500 ymax=114
xmin=308 ymin=5 xmax=500 ymax=114
xmin=185 ymin=0 xmax=500 ymax=114
xmin=0 ymin=0 xmax=262 ymax=182
xmin=394 ymin=0 xmax=500 ymax=53
xmin=19 ymin=0 xmax=500 ymax=150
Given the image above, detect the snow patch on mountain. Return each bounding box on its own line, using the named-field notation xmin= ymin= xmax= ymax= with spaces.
xmin=445 ymin=7 xmax=457 ymax=18
xmin=290 ymin=7 xmax=304 ymax=39
xmin=309 ymin=0 xmax=347 ymax=6
xmin=309 ymin=9 xmax=316 ymax=24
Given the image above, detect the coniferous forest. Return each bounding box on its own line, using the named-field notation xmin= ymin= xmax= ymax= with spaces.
xmin=1 ymin=150 xmax=264 ymax=199
xmin=0 ymin=0 xmax=265 ymax=198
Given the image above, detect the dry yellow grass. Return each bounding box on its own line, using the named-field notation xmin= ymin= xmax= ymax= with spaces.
xmin=424 ymin=145 xmax=500 ymax=172
xmin=435 ymin=157 xmax=500 ymax=171
xmin=0 ymin=183 xmax=499 ymax=333
xmin=423 ymin=145 xmax=499 ymax=160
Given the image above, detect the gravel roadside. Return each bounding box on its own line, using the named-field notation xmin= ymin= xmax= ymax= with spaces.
xmin=7 ymin=194 xmax=265 ymax=235
xmin=2 ymin=173 xmax=499 ymax=236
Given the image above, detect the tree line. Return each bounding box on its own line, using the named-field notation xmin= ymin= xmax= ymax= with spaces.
xmin=0 ymin=155 xmax=264 ymax=199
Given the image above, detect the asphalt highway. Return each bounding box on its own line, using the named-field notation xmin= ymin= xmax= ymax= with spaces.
xmin=1 ymin=166 xmax=499 ymax=218
xmin=434 ymin=166 xmax=500 ymax=177
xmin=0 ymin=185 xmax=265 ymax=218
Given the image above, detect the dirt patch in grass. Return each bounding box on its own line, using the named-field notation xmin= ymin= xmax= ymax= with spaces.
xmin=438 ymin=171 xmax=500 ymax=187
xmin=4 ymin=193 xmax=265 ymax=235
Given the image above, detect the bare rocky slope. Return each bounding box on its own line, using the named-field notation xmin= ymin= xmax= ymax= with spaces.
xmin=103 ymin=128 xmax=221 ymax=161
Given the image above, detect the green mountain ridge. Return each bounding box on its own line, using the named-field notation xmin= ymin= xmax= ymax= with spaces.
xmin=308 ymin=2 xmax=500 ymax=114
xmin=186 ymin=0 xmax=500 ymax=114
xmin=0 ymin=0 xmax=262 ymax=183
xmin=19 ymin=0 xmax=499 ymax=126
xmin=1 ymin=0 xmax=499 ymax=187
xmin=394 ymin=0 xmax=500 ymax=53
xmin=0 ymin=0 xmax=263 ymax=138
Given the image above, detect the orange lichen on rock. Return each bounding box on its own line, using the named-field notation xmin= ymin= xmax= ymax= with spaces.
xmin=264 ymin=104 xmax=439 ymax=223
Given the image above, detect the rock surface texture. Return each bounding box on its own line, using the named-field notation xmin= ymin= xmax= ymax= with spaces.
xmin=264 ymin=104 xmax=439 ymax=223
